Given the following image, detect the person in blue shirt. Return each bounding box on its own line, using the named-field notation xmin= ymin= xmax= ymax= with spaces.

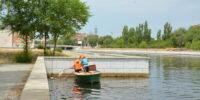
xmin=80 ymin=55 xmax=89 ymax=72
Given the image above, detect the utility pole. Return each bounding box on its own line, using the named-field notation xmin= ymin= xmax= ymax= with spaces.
xmin=94 ymin=25 xmax=99 ymax=47
xmin=95 ymin=25 xmax=97 ymax=35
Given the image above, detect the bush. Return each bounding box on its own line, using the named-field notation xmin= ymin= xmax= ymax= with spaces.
xmin=55 ymin=48 xmax=62 ymax=52
xmin=37 ymin=44 xmax=44 ymax=49
xmin=45 ymin=50 xmax=62 ymax=56
xmin=150 ymin=40 xmax=173 ymax=48
xmin=14 ymin=52 xmax=33 ymax=63
xmin=45 ymin=50 xmax=54 ymax=56
xmin=186 ymin=41 xmax=200 ymax=50
xmin=139 ymin=41 xmax=148 ymax=48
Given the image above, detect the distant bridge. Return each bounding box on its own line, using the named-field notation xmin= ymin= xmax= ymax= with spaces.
xmin=35 ymin=44 xmax=82 ymax=50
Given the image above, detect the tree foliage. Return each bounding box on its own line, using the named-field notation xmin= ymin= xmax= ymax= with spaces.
xmin=143 ymin=21 xmax=151 ymax=42
xmin=0 ymin=0 xmax=91 ymax=57
xmin=171 ymin=28 xmax=187 ymax=47
xmin=122 ymin=25 xmax=129 ymax=46
xmin=0 ymin=0 xmax=37 ymax=56
xmin=157 ymin=29 xmax=161 ymax=40
xmin=97 ymin=22 xmax=200 ymax=50
xmin=87 ymin=35 xmax=98 ymax=47
xmin=162 ymin=22 xmax=172 ymax=40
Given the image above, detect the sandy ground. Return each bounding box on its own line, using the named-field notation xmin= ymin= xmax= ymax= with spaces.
xmin=0 ymin=64 xmax=33 ymax=100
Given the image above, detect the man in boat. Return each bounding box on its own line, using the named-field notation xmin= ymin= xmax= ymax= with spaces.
xmin=70 ymin=59 xmax=84 ymax=72
xmin=79 ymin=55 xmax=89 ymax=72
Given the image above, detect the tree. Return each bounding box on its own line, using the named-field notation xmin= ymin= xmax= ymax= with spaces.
xmin=162 ymin=22 xmax=172 ymax=40
xmin=157 ymin=29 xmax=162 ymax=40
xmin=122 ymin=25 xmax=129 ymax=46
xmin=187 ymin=25 xmax=200 ymax=42
xmin=98 ymin=35 xmax=113 ymax=46
xmin=48 ymin=0 xmax=91 ymax=55
xmin=171 ymin=28 xmax=187 ymax=47
xmin=143 ymin=21 xmax=151 ymax=42
xmin=58 ymin=33 xmax=76 ymax=45
xmin=135 ymin=24 xmax=143 ymax=44
xmin=87 ymin=35 xmax=98 ymax=47
xmin=0 ymin=0 xmax=37 ymax=55
xmin=128 ymin=27 xmax=135 ymax=44
xmin=34 ymin=0 xmax=51 ymax=55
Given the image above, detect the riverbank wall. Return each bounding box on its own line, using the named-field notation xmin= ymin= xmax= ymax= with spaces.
xmin=45 ymin=57 xmax=149 ymax=77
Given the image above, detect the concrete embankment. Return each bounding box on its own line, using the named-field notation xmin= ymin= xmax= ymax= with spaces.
xmin=20 ymin=57 xmax=50 ymax=100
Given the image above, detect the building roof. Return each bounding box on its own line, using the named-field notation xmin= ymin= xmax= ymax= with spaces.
xmin=73 ymin=33 xmax=88 ymax=40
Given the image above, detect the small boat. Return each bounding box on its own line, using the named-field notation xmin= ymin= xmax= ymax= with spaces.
xmin=74 ymin=71 xmax=101 ymax=83
xmin=74 ymin=64 xmax=100 ymax=83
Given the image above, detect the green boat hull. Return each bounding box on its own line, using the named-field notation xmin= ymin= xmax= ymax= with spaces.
xmin=75 ymin=72 xmax=100 ymax=83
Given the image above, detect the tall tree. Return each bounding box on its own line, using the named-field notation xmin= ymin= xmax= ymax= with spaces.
xmin=157 ymin=29 xmax=162 ymax=40
xmin=162 ymin=22 xmax=172 ymax=40
xmin=34 ymin=0 xmax=51 ymax=55
xmin=135 ymin=24 xmax=143 ymax=44
xmin=128 ymin=27 xmax=135 ymax=44
xmin=143 ymin=21 xmax=151 ymax=42
xmin=122 ymin=25 xmax=129 ymax=46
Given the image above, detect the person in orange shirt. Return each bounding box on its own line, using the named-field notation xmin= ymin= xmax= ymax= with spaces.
xmin=58 ymin=59 xmax=83 ymax=77
xmin=70 ymin=59 xmax=84 ymax=72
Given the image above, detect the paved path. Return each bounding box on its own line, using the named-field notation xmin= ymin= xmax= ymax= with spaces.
xmin=0 ymin=64 xmax=33 ymax=100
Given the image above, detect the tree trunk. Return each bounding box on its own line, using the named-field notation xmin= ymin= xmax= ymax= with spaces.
xmin=24 ymin=33 xmax=28 ymax=55
xmin=44 ymin=32 xmax=47 ymax=56
xmin=53 ymin=33 xmax=58 ymax=56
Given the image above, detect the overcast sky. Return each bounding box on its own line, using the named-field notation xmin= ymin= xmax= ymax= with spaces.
xmin=79 ymin=0 xmax=200 ymax=38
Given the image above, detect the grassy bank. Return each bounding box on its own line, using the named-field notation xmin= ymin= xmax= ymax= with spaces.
xmin=0 ymin=49 xmax=69 ymax=64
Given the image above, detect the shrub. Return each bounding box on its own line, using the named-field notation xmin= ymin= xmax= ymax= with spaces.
xmin=55 ymin=48 xmax=62 ymax=52
xmin=186 ymin=41 xmax=200 ymax=50
xmin=139 ymin=41 xmax=148 ymax=48
xmin=150 ymin=40 xmax=173 ymax=48
xmin=37 ymin=44 xmax=44 ymax=49
xmin=14 ymin=52 xmax=33 ymax=63
xmin=45 ymin=50 xmax=54 ymax=56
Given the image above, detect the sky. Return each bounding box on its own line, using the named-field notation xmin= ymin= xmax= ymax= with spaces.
xmin=79 ymin=0 xmax=200 ymax=38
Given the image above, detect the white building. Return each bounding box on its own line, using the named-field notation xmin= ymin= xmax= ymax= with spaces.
xmin=0 ymin=29 xmax=34 ymax=48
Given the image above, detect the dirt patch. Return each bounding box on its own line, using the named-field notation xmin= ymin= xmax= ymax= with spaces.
xmin=0 ymin=49 xmax=68 ymax=64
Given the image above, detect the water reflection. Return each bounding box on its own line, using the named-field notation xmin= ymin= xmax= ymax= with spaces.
xmin=49 ymin=77 xmax=149 ymax=100
xmin=149 ymin=55 xmax=200 ymax=100
xmin=71 ymin=81 xmax=101 ymax=99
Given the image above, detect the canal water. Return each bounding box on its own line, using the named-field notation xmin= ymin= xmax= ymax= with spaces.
xmin=48 ymin=54 xmax=200 ymax=100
